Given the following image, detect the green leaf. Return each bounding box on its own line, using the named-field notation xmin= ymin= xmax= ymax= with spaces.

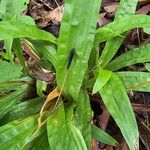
xmin=28 ymin=131 xmax=49 ymax=150
xmin=20 ymin=15 xmax=35 ymax=25
xmin=93 ymin=67 xmax=112 ymax=94
xmin=0 ymin=61 xmax=22 ymax=83
xmin=4 ymin=38 xmax=14 ymax=62
xmin=13 ymin=38 xmax=26 ymax=66
xmin=99 ymin=0 xmax=138 ymax=67
xmin=56 ymin=0 xmax=101 ymax=100
xmin=47 ymin=103 xmax=87 ymax=150
xmin=0 ymin=82 xmax=24 ymax=94
xmin=0 ymin=116 xmax=38 ymax=150
xmin=99 ymin=73 xmax=138 ymax=150
xmin=31 ymin=40 xmax=57 ymax=68
xmin=144 ymin=28 xmax=150 ymax=34
xmin=0 ymin=0 xmax=30 ymax=62
xmin=115 ymin=0 xmax=137 ymax=19
xmin=106 ymin=44 xmax=150 ymax=71
xmin=145 ymin=63 xmax=150 ymax=71
xmin=19 ymin=0 xmax=29 ymax=12
xmin=118 ymin=71 xmax=150 ymax=92
xmin=95 ymin=15 xmax=150 ymax=44
xmin=91 ymin=125 xmax=118 ymax=146
xmin=0 ymin=77 xmax=32 ymax=95
xmin=75 ymin=89 xmax=92 ymax=149
xmin=0 ymin=120 xmax=19 ymax=133
xmin=0 ymin=0 xmax=29 ymax=20
xmin=0 ymin=21 xmax=56 ymax=43
xmin=0 ymin=97 xmax=43 ymax=125
xmin=36 ymin=80 xmax=47 ymax=97
xmin=0 ymin=84 xmax=30 ymax=119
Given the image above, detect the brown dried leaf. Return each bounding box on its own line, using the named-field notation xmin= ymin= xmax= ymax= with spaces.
xmin=104 ymin=3 xmax=119 ymax=14
xmin=98 ymin=13 xmax=111 ymax=27
xmin=136 ymin=3 xmax=150 ymax=14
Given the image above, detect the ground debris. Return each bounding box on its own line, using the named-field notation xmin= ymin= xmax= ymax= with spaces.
xmin=28 ymin=0 xmax=64 ymax=27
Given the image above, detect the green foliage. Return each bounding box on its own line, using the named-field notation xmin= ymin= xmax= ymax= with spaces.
xmin=0 ymin=61 xmax=22 ymax=82
xmin=106 ymin=44 xmax=150 ymax=71
xmin=91 ymin=125 xmax=118 ymax=146
xmin=118 ymin=72 xmax=150 ymax=92
xmin=93 ymin=67 xmax=112 ymax=94
xmin=144 ymin=28 xmax=150 ymax=34
xmin=0 ymin=116 xmax=38 ymax=149
xmin=0 ymin=21 xmax=56 ymax=43
xmin=0 ymin=0 xmax=32 ymax=62
xmin=0 ymin=0 xmax=150 ymax=150
xmin=0 ymin=61 xmax=33 ymax=120
xmin=31 ymin=40 xmax=57 ymax=68
xmin=26 ymin=131 xmax=49 ymax=150
xmin=36 ymin=80 xmax=47 ymax=97
xmin=56 ymin=0 xmax=101 ymax=100
xmin=47 ymin=102 xmax=87 ymax=150
xmin=99 ymin=0 xmax=138 ymax=67
xmin=145 ymin=63 xmax=150 ymax=72
xmin=12 ymin=38 xmax=26 ymax=66
xmin=0 ymin=0 xmax=29 ymax=20
xmin=74 ymin=89 xmax=92 ymax=149
xmin=0 ymin=85 xmax=30 ymax=119
xmin=95 ymin=15 xmax=150 ymax=45
xmin=99 ymin=73 xmax=138 ymax=150
xmin=0 ymin=97 xmax=43 ymax=125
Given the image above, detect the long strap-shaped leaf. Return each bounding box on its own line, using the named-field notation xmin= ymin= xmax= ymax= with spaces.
xmin=56 ymin=0 xmax=101 ymax=100
xmin=26 ymin=131 xmax=49 ymax=150
xmin=74 ymin=89 xmax=92 ymax=149
xmin=0 ymin=0 xmax=29 ymax=20
xmin=31 ymin=40 xmax=57 ymax=68
xmin=0 ymin=21 xmax=56 ymax=43
xmin=95 ymin=15 xmax=150 ymax=45
xmin=13 ymin=38 xmax=26 ymax=66
xmin=106 ymin=44 xmax=150 ymax=71
xmin=0 ymin=61 xmax=22 ymax=83
xmin=0 ymin=0 xmax=30 ymax=62
xmin=118 ymin=71 xmax=150 ymax=92
xmin=0 ymin=116 xmax=38 ymax=149
xmin=47 ymin=102 xmax=87 ymax=150
xmin=145 ymin=63 xmax=150 ymax=71
xmin=0 ymin=97 xmax=43 ymax=125
xmin=99 ymin=73 xmax=138 ymax=150
xmin=91 ymin=125 xmax=118 ymax=146
xmin=0 ymin=84 xmax=30 ymax=119
xmin=98 ymin=0 xmax=138 ymax=67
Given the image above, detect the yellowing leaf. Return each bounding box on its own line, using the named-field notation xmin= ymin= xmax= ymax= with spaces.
xmin=46 ymin=87 xmax=60 ymax=103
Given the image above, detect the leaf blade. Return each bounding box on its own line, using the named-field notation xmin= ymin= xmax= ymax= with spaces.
xmin=56 ymin=0 xmax=101 ymax=100
xmin=99 ymin=73 xmax=139 ymax=150
xmin=98 ymin=0 xmax=138 ymax=67
xmin=0 ymin=61 xmax=22 ymax=83
xmin=93 ymin=67 xmax=113 ymax=94
xmin=75 ymin=89 xmax=92 ymax=149
xmin=0 ymin=116 xmax=38 ymax=150
xmin=118 ymin=71 xmax=150 ymax=92
xmin=0 ymin=21 xmax=56 ymax=43
xmin=0 ymin=84 xmax=30 ymax=119
xmin=106 ymin=44 xmax=150 ymax=71
xmin=91 ymin=125 xmax=118 ymax=146
xmin=47 ymin=103 xmax=87 ymax=150
xmin=95 ymin=15 xmax=150 ymax=44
